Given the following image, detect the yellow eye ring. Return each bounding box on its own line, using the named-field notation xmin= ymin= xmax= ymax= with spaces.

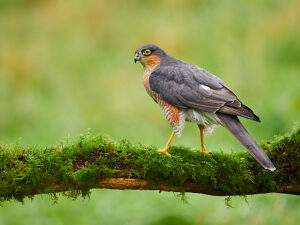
xmin=142 ymin=49 xmax=151 ymax=56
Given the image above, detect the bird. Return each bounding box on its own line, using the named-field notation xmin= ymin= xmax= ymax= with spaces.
xmin=134 ymin=44 xmax=276 ymax=171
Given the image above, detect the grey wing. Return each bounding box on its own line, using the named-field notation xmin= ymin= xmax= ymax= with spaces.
xmin=149 ymin=65 xmax=260 ymax=122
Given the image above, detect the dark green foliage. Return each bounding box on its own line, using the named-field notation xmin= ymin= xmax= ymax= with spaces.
xmin=0 ymin=126 xmax=299 ymax=203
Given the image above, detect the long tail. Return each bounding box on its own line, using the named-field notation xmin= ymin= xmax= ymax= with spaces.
xmin=217 ymin=113 xmax=276 ymax=171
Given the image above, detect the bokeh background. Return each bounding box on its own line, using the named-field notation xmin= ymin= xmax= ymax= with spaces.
xmin=0 ymin=0 xmax=299 ymax=224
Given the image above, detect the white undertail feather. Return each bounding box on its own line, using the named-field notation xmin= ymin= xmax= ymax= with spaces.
xmin=160 ymin=106 xmax=222 ymax=137
xmin=184 ymin=109 xmax=222 ymax=134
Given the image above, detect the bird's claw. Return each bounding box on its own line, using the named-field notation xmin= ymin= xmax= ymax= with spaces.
xmin=202 ymin=151 xmax=211 ymax=156
xmin=157 ymin=149 xmax=172 ymax=157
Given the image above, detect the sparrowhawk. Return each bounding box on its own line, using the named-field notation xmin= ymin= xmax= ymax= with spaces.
xmin=134 ymin=44 xmax=275 ymax=171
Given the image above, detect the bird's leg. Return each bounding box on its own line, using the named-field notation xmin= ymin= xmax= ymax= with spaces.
xmin=198 ymin=125 xmax=210 ymax=155
xmin=157 ymin=131 xmax=175 ymax=157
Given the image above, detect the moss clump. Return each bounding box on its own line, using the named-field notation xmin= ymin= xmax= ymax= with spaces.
xmin=0 ymin=126 xmax=299 ymax=203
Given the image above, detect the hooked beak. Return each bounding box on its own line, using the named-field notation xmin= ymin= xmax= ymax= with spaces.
xmin=134 ymin=53 xmax=140 ymax=63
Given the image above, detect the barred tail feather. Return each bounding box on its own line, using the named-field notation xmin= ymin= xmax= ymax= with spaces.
xmin=217 ymin=113 xmax=276 ymax=171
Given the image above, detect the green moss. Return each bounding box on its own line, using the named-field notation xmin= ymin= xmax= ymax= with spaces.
xmin=0 ymin=126 xmax=299 ymax=203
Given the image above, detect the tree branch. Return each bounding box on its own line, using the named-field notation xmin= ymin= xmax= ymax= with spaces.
xmin=0 ymin=126 xmax=299 ymax=203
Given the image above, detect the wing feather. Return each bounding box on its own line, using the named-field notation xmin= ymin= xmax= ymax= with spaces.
xmin=149 ymin=63 xmax=260 ymax=122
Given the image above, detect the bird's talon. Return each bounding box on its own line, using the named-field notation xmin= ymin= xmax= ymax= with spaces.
xmin=202 ymin=151 xmax=211 ymax=156
xmin=157 ymin=149 xmax=172 ymax=157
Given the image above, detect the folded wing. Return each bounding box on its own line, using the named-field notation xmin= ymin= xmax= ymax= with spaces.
xmin=149 ymin=64 xmax=260 ymax=122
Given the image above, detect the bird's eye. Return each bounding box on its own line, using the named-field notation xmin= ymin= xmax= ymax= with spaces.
xmin=142 ymin=49 xmax=151 ymax=56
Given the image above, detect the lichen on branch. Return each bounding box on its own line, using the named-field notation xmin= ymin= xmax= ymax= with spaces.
xmin=0 ymin=126 xmax=299 ymax=203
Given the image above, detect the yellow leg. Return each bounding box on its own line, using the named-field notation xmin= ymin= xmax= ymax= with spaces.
xmin=157 ymin=131 xmax=175 ymax=157
xmin=199 ymin=125 xmax=210 ymax=155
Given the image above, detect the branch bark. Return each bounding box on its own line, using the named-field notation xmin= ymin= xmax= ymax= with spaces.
xmin=0 ymin=126 xmax=299 ymax=203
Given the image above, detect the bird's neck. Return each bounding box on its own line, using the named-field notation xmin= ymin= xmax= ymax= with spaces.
xmin=141 ymin=55 xmax=161 ymax=73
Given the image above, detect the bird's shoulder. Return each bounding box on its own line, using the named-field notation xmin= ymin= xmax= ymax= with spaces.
xmin=151 ymin=56 xmax=226 ymax=90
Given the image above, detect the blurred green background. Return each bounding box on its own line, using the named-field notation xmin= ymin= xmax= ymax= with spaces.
xmin=0 ymin=0 xmax=299 ymax=224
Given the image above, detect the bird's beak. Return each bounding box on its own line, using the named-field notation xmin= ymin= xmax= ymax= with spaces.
xmin=134 ymin=53 xmax=140 ymax=63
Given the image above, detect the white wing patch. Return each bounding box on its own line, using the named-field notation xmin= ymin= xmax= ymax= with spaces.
xmin=201 ymin=85 xmax=211 ymax=91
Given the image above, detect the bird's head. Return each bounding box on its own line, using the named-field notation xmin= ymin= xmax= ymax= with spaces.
xmin=134 ymin=44 xmax=167 ymax=68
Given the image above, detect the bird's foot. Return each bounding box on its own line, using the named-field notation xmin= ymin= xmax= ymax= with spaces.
xmin=201 ymin=147 xmax=211 ymax=156
xmin=157 ymin=149 xmax=172 ymax=157
xmin=202 ymin=151 xmax=211 ymax=156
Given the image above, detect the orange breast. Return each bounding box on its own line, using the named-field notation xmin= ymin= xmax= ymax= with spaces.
xmin=142 ymin=55 xmax=183 ymax=131
xmin=159 ymin=99 xmax=181 ymax=127
xmin=142 ymin=55 xmax=161 ymax=100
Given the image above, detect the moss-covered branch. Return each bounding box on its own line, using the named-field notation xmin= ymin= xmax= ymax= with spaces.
xmin=0 ymin=126 xmax=299 ymax=203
